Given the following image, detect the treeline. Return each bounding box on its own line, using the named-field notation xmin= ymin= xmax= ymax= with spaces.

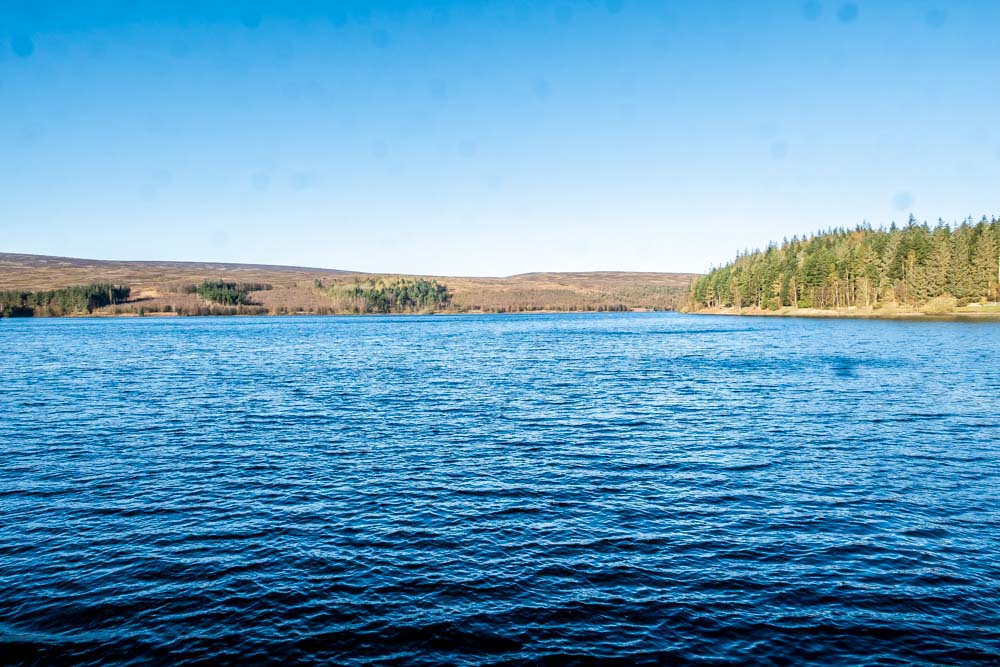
xmin=481 ymin=303 xmax=632 ymax=313
xmin=328 ymin=277 xmax=451 ymax=313
xmin=189 ymin=281 xmax=271 ymax=305
xmin=104 ymin=303 xmax=269 ymax=316
xmin=689 ymin=216 xmax=1000 ymax=311
xmin=0 ymin=284 xmax=131 ymax=317
xmin=453 ymin=285 xmax=684 ymax=313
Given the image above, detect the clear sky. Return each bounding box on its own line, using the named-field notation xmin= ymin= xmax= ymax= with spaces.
xmin=2 ymin=1 xmax=999 ymax=275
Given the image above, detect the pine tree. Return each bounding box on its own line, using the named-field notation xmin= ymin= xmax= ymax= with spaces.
xmin=925 ymin=227 xmax=952 ymax=299
xmin=949 ymin=225 xmax=976 ymax=302
xmin=972 ymin=228 xmax=998 ymax=302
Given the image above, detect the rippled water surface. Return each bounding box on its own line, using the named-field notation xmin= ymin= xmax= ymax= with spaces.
xmin=1 ymin=313 xmax=999 ymax=665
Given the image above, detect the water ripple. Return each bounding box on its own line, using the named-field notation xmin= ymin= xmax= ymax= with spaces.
xmin=0 ymin=313 xmax=998 ymax=665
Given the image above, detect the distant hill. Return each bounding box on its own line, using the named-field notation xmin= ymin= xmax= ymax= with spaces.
xmin=0 ymin=253 xmax=698 ymax=316
xmin=0 ymin=252 xmax=358 ymax=287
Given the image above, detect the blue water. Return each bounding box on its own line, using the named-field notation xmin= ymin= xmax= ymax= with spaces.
xmin=1 ymin=313 xmax=998 ymax=665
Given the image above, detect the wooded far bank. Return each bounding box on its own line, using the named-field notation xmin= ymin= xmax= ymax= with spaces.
xmin=687 ymin=216 xmax=1000 ymax=317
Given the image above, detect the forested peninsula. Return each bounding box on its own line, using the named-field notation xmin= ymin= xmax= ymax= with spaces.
xmin=687 ymin=216 xmax=1000 ymax=319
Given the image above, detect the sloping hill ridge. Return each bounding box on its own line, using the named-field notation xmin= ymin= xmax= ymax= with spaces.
xmin=0 ymin=252 xmax=698 ymax=315
xmin=0 ymin=252 xmax=359 ymax=286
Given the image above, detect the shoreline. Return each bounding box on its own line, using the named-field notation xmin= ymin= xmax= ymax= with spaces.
xmin=686 ymin=305 xmax=1000 ymax=322
xmin=0 ymin=307 xmax=673 ymax=320
xmin=6 ymin=306 xmax=1000 ymax=321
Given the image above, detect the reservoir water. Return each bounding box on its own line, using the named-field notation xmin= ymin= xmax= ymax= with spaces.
xmin=1 ymin=313 xmax=998 ymax=665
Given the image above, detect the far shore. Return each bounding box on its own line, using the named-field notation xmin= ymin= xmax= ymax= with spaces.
xmin=1 ymin=252 xmax=696 ymax=317
xmin=686 ymin=305 xmax=1000 ymax=321
xmin=1 ymin=307 xmax=670 ymax=320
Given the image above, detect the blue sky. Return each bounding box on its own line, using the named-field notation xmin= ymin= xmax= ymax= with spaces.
xmin=2 ymin=1 xmax=999 ymax=275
